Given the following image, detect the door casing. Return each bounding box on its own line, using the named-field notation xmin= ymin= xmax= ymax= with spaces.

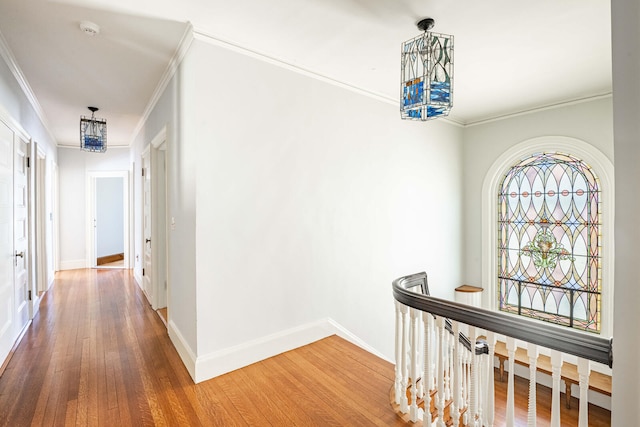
xmin=86 ymin=171 xmax=130 ymax=269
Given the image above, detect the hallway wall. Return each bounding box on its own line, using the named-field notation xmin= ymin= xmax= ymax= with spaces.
xmin=181 ymin=38 xmax=464 ymax=380
xmin=57 ymin=147 xmax=130 ymax=269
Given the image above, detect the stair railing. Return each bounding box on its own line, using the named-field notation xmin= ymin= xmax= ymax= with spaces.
xmin=392 ymin=272 xmax=612 ymax=427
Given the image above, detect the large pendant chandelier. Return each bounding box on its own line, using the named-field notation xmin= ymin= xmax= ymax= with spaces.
xmin=401 ymin=18 xmax=454 ymax=121
xmin=80 ymin=106 xmax=107 ymax=152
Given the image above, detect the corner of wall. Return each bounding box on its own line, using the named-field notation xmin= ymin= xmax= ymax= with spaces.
xmin=59 ymin=260 xmax=86 ymax=271
xmin=168 ymin=319 xmax=197 ymax=382
xmin=192 ymin=318 xmax=387 ymax=384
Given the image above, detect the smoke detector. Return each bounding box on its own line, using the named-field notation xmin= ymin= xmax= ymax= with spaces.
xmin=80 ymin=21 xmax=100 ymax=37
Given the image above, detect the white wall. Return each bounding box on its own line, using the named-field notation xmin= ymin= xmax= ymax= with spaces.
xmin=183 ymin=38 xmax=463 ymax=374
xmin=129 ymin=68 xmax=198 ymax=364
xmin=96 ymin=177 xmax=124 ymax=257
xmin=461 ymin=97 xmax=614 ymax=288
xmin=0 ymin=40 xmax=59 ymax=366
xmin=610 ymin=0 xmax=640 ymax=422
xmin=57 ymin=147 xmax=130 ymax=269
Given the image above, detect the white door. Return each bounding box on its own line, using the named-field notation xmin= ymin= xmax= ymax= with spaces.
xmin=142 ymin=149 xmax=153 ymax=305
xmin=14 ymin=136 xmax=30 ymax=335
xmin=0 ymin=121 xmax=14 ymax=364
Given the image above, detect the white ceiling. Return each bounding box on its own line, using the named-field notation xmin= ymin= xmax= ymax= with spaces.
xmin=0 ymin=0 xmax=611 ymax=147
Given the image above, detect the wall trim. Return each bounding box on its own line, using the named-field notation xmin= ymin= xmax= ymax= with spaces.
xmin=191 ymin=28 xmax=463 ymax=129
xmin=0 ymin=30 xmax=57 ymax=144
xmin=465 ymin=93 xmax=613 ymax=128
xmin=59 ymin=259 xmax=86 ymax=270
xmin=168 ymin=319 xmax=197 ymax=381
xmin=133 ymin=270 xmax=143 ymax=290
xmin=129 ymin=23 xmax=194 ymax=146
xmin=193 ymin=318 xmax=386 ymax=384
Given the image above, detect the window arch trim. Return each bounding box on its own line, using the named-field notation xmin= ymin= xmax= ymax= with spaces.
xmin=481 ymin=136 xmax=614 ymax=336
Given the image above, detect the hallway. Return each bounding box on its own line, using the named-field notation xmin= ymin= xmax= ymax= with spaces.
xmin=0 ymin=269 xmax=404 ymax=426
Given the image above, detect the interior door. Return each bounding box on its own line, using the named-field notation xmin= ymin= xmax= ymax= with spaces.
xmin=142 ymin=149 xmax=153 ymax=305
xmin=0 ymin=121 xmax=14 ymax=364
xmin=14 ymin=136 xmax=29 ymax=335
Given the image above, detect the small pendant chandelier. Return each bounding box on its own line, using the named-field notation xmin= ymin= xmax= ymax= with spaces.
xmin=401 ymin=18 xmax=454 ymax=121
xmin=80 ymin=106 xmax=107 ymax=152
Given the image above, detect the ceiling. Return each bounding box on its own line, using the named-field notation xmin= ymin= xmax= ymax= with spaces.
xmin=0 ymin=0 xmax=611 ymax=147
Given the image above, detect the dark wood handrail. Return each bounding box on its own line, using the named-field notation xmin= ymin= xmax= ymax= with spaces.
xmin=393 ymin=272 xmax=613 ymax=368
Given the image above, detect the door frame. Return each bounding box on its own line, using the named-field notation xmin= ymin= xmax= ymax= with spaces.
xmin=85 ymin=170 xmax=130 ymax=269
xmin=31 ymin=144 xmax=47 ymax=316
xmin=142 ymin=127 xmax=169 ymax=311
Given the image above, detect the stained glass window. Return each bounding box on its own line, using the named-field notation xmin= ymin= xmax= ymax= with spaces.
xmin=498 ymin=153 xmax=601 ymax=333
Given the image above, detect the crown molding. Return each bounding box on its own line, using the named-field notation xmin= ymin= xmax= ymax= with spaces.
xmin=129 ymin=22 xmax=195 ymax=146
xmin=0 ymin=29 xmax=57 ymax=144
xmin=192 ymin=28 xmax=465 ymax=128
xmin=464 ymin=93 xmax=613 ymax=128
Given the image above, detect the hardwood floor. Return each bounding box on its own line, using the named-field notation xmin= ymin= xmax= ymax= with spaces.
xmin=493 ymin=369 xmax=611 ymax=426
xmin=0 ymin=268 xmax=611 ymax=426
xmin=0 ymin=269 xmax=405 ymax=426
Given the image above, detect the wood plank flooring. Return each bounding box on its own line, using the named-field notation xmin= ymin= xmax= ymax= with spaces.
xmin=0 ymin=269 xmax=405 ymax=426
xmin=0 ymin=268 xmax=611 ymax=426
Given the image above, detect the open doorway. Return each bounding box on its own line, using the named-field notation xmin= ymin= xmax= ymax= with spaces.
xmin=141 ymin=128 xmax=168 ymax=324
xmin=86 ymin=171 xmax=129 ymax=269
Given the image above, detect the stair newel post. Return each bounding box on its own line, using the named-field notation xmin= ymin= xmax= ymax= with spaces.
xmin=526 ymin=344 xmax=539 ymax=427
xmin=468 ymin=325 xmax=478 ymax=426
xmin=550 ymin=350 xmax=563 ymax=427
xmin=577 ymin=358 xmax=591 ymax=427
xmin=399 ymin=303 xmax=409 ymax=413
xmin=450 ymin=321 xmax=461 ymax=427
xmin=435 ymin=316 xmax=447 ymax=427
xmin=394 ymin=301 xmax=404 ymax=405
xmin=408 ymin=308 xmax=421 ymax=422
xmin=485 ymin=331 xmax=496 ymax=427
xmin=422 ymin=312 xmax=433 ymax=425
xmin=506 ymin=337 xmax=516 ymax=427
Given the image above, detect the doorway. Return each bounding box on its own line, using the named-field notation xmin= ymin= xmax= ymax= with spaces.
xmin=86 ymin=171 xmax=130 ymax=269
xmin=141 ymin=128 xmax=168 ymax=317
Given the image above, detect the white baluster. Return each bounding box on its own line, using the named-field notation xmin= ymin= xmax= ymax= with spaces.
xmin=399 ymin=304 xmax=409 ymax=413
xmin=469 ymin=326 xmax=478 ymax=426
xmin=417 ymin=316 xmax=424 ymax=399
xmin=527 ymin=344 xmax=539 ymax=427
xmin=550 ymin=350 xmax=563 ymax=427
xmin=485 ymin=331 xmax=496 ymax=427
xmin=463 ymin=349 xmax=470 ymax=426
xmin=450 ymin=321 xmax=461 ymax=427
xmin=577 ymin=358 xmax=591 ymax=427
xmin=436 ymin=316 xmax=446 ymax=427
xmin=423 ymin=312 xmax=433 ymax=425
xmin=409 ymin=308 xmax=421 ymax=422
xmin=444 ymin=326 xmax=455 ymax=401
xmin=477 ymin=344 xmax=486 ymax=427
xmin=506 ymin=337 xmax=516 ymax=427
xmin=394 ymin=301 xmax=403 ymax=405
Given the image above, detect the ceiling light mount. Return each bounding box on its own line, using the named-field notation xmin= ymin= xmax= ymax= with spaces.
xmin=416 ymin=18 xmax=435 ymax=32
xmin=79 ymin=21 xmax=100 ymax=37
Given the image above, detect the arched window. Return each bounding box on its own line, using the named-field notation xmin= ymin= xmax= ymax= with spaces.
xmin=497 ymin=152 xmax=601 ymax=332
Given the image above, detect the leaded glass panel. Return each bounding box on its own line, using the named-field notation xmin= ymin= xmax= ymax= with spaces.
xmin=497 ymin=153 xmax=601 ymax=332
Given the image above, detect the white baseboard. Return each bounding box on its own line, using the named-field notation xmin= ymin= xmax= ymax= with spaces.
xmin=327 ymin=318 xmax=392 ymax=363
xmin=168 ymin=319 xmax=197 ymax=381
xmin=193 ymin=317 xmax=381 ymax=383
xmin=133 ymin=271 xmax=143 ymax=289
xmin=59 ymin=259 xmax=86 ymax=270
